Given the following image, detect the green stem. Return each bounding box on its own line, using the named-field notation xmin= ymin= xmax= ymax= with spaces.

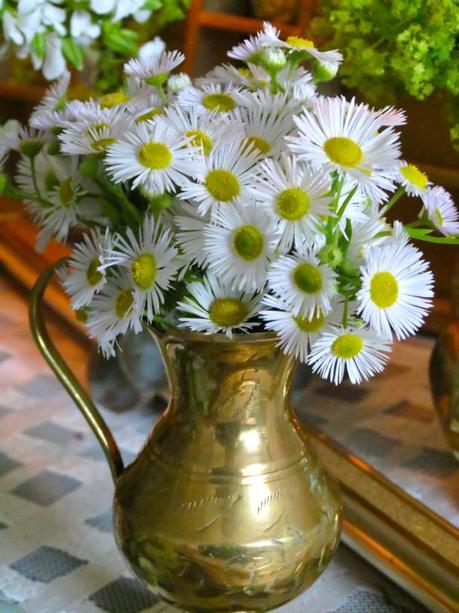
xmin=384 ymin=186 xmax=406 ymax=212
xmin=94 ymin=176 xmax=142 ymax=227
xmin=342 ymin=297 xmax=349 ymax=328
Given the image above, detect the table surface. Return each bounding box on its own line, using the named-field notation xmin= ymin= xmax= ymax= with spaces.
xmin=0 ymin=274 xmax=429 ymax=613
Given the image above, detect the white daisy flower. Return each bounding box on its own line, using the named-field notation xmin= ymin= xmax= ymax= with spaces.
xmin=357 ymin=239 xmax=434 ymax=340
xmin=160 ymin=106 xmax=239 ymax=156
xmin=124 ymin=50 xmax=184 ymax=83
xmin=176 ymin=83 xmax=246 ymax=116
xmin=63 ymin=229 xmax=111 ymax=309
xmin=236 ymin=96 xmax=294 ymax=158
xmin=307 ymin=325 xmax=391 ymax=385
xmin=6 ymin=125 xmax=50 ymax=157
xmin=30 ymin=69 xmax=71 ymax=123
xmin=202 ymin=202 xmax=278 ymax=292
xmin=260 ymin=294 xmax=345 ymax=363
xmin=197 ymin=64 xmax=257 ymax=89
xmin=267 ymin=247 xmax=337 ymax=318
xmin=86 ymin=270 xmax=143 ymax=358
xmin=104 ymin=121 xmax=193 ymax=194
xmin=227 ymin=26 xmax=273 ymax=63
xmin=398 ymin=162 xmax=431 ymax=197
xmin=346 ymin=215 xmax=389 ymax=267
xmin=261 ymin=23 xmax=343 ymax=71
xmin=178 ymin=275 xmax=260 ymax=338
xmin=59 ymin=104 xmax=129 ymax=155
xmin=421 ymin=186 xmax=459 ymax=236
xmin=287 ymin=97 xmax=400 ymax=200
xmin=179 ymin=142 xmax=259 ymax=216
xmin=102 ymin=215 xmax=180 ymax=322
xmin=254 ymin=155 xmax=331 ymax=250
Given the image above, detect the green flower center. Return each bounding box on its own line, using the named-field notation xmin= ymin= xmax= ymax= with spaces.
xmin=276 ymin=187 xmax=310 ymax=221
xmin=58 ymin=177 xmax=74 ymax=207
xmin=100 ymin=91 xmax=129 ymax=108
xmin=370 ymin=271 xmax=399 ymax=308
xmin=135 ymin=108 xmax=164 ymax=123
xmin=75 ymin=307 xmax=89 ymax=323
xmin=86 ymin=258 xmax=103 ymax=286
xmin=44 ymin=170 xmax=59 ymax=192
xmin=400 ymin=164 xmax=428 ymax=190
xmin=115 ymin=289 xmax=134 ymax=318
xmin=286 ymin=36 xmax=315 ymax=49
xmin=19 ymin=139 xmax=44 ymax=158
xmin=137 ymin=142 xmax=172 ymax=170
xmin=293 ymin=262 xmax=323 ymax=294
xmin=131 ymin=253 xmax=157 ymax=289
xmin=186 ymin=129 xmax=213 ymax=155
xmin=90 ymin=137 xmax=117 ymax=152
xmin=433 ymin=209 xmax=444 ymax=226
xmin=332 ymin=334 xmax=363 ymax=359
xmin=202 ymin=93 xmax=236 ymax=112
xmin=205 ymin=169 xmax=240 ymax=202
xmin=232 ymin=225 xmax=264 ymax=261
xmin=243 ymin=135 xmax=271 ymax=155
xmin=293 ymin=311 xmax=325 ymax=332
xmin=209 ymin=298 xmax=249 ymax=327
xmin=324 ymin=137 xmax=363 ymax=168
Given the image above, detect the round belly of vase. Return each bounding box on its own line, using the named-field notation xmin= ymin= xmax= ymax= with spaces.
xmin=113 ymin=456 xmax=341 ymax=612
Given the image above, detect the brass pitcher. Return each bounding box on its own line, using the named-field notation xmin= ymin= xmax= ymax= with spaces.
xmin=30 ymin=261 xmax=342 ymax=613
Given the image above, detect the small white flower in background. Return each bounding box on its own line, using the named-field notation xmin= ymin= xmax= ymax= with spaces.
xmin=139 ymin=37 xmax=166 ymax=60
xmin=421 ymin=186 xmax=459 ymax=236
xmin=42 ymin=34 xmax=66 ymax=80
xmin=70 ymin=11 xmax=101 ymax=46
xmin=30 ymin=70 xmax=71 ymax=119
xmin=202 ymin=201 xmax=278 ymax=292
xmin=307 ymin=325 xmax=391 ymax=385
xmin=104 ymin=120 xmax=193 ymax=193
xmin=178 ymin=275 xmax=260 ymax=338
xmin=174 ymin=201 xmax=209 ymax=267
xmin=102 ymin=215 xmax=180 ymax=322
xmin=267 ymin=247 xmax=337 ymax=318
xmin=260 ymin=294 xmax=344 ymax=363
xmin=357 ymin=239 xmax=434 ymax=340
xmin=398 ymin=162 xmax=431 ymax=197
xmin=87 ymin=270 xmax=143 ymax=358
xmin=254 ymin=154 xmax=332 ymax=250
xmin=63 ymin=230 xmax=111 ymax=309
xmin=179 ymin=142 xmax=259 ymax=217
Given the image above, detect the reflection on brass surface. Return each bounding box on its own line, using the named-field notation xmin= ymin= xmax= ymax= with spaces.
xmin=29 ymin=262 xmax=342 ymax=612
xmin=430 ymin=321 xmax=459 ymax=459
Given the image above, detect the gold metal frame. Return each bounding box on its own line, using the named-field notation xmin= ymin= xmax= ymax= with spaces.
xmin=1 ymin=243 xmax=458 ymax=611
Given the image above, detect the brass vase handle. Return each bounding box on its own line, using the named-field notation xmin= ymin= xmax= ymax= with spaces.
xmin=29 ymin=258 xmax=124 ymax=482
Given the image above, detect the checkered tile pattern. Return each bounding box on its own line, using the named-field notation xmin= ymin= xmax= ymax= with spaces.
xmin=0 ymin=277 xmax=433 ymax=611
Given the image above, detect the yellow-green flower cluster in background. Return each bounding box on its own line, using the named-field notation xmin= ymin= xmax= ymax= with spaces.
xmin=312 ymin=0 xmax=459 ymax=150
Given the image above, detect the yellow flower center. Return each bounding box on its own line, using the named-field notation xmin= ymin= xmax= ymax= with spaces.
xmin=370 ymin=271 xmax=399 ymax=308
xmin=232 ymin=225 xmax=264 ymax=261
xmin=86 ymin=257 xmax=103 ymax=286
xmin=137 ymin=142 xmax=172 ymax=170
xmin=209 ymin=298 xmax=249 ymax=327
xmin=205 ymin=169 xmax=240 ymax=202
xmin=115 ymin=289 xmax=134 ymax=318
xmin=75 ymin=307 xmax=88 ymax=323
xmin=135 ymin=108 xmax=164 ymax=123
xmin=400 ymin=164 xmax=428 ymax=190
xmin=131 ymin=253 xmax=157 ymax=290
xmin=293 ymin=262 xmax=323 ymax=294
xmin=242 ymin=135 xmax=271 ymax=155
xmin=100 ymin=91 xmax=129 ymax=108
xmin=202 ymin=93 xmax=236 ymax=112
xmin=332 ymin=334 xmax=363 ymax=359
xmin=186 ymin=129 xmax=213 ymax=155
xmin=58 ymin=177 xmax=74 ymax=207
xmin=276 ymin=187 xmax=310 ymax=221
xmin=293 ymin=311 xmax=325 ymax=332
xmin=286 ymin=36 xmax=315 ymax=49
xmin=238 ymin=68 xmax=251 ymax=78
xmin=324 ymin=137 xmax=363 ymax=168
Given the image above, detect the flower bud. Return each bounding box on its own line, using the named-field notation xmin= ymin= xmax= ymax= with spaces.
xmin=261 ymin=48 xmax=287 ymax=72
xmin=168 ymin=72 xmax=191 ymax=94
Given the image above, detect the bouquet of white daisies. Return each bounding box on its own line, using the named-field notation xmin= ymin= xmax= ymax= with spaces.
xmin=0 ymin=0 xmax=188 ymax=86
xmin=1 ymin=22 xmax=458 ymax=385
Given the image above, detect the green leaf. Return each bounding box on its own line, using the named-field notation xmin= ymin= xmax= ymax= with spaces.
xmin=102 ymin=22 xmax=139 ymax=56
xmin=62 ymin=38 xmax=84 ymax=70
xmin=31 ymin=32 xmax=46 ymax=60
xmin=407 ymin=227 xmax=459 ymax=244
